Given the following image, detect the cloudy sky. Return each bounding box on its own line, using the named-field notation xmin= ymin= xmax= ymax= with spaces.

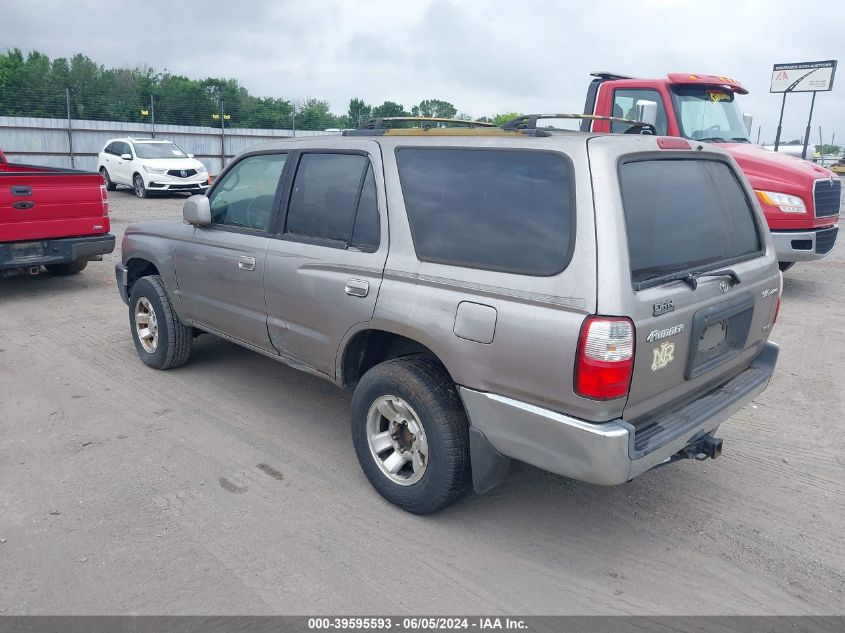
xmin=2 ymin=0 xmax=843 ymax=146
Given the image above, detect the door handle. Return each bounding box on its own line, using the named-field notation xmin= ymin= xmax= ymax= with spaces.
xmin=345 ymin=278 xmax=369 ymax=297
xmin=11 ymin=186 xmax=32 ymax=196
xmin=237 ymin=256 xmax=256 ymax=271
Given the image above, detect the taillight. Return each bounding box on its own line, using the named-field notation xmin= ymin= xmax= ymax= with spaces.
xmin=100 ymin=184 xmax=109 ymax=217
xmin=574 ymin=316 xmax=635 ymax=400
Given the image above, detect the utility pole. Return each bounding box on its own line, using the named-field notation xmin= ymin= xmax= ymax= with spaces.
xmin=150 ymin=94 xmax=156 ymax=138
xmin=65 ymin=88 xmax=75 ymax=168
xmin=756 ymin=126 xmax=761 ymax=145
xmin=292 ymin=103 xmax=296 ymax=138
xmin=220 ymin=99 xmax=225 ymax=167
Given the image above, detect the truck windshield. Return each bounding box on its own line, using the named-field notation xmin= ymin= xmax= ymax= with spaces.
xmin=134 ymin=142 xmax=187 ymax=159
xmin=671 ymin=86 xmax=750 ymax=143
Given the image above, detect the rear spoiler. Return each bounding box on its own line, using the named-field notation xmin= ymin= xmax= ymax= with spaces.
xmin=500 ymin=114 xmax=656 ymax=135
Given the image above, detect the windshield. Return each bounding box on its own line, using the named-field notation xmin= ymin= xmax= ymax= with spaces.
xmin=134 ymin=142 xmax=187 ymax=159
xmin=671 ymin=86 xmax=750 ymax=143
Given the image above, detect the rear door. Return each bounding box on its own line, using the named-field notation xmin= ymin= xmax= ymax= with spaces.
xmin=0 ymin=170 xmax=106 ymax=242
xmin=264 ymin=141 xmax=387 ymax=378
xmin=589 ymin=137 xmax=780 ymax=422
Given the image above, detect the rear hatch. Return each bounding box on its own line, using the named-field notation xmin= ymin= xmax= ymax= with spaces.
xmin=0 ymin=169 xmax=108 ymax=242
xmin=588 ymin=136 xmax=779 ymax=427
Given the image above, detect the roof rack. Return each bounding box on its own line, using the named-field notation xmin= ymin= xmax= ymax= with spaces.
xmin=500 ymin=113 xmax=656 ymax=135
xmin=355 ymin=116 xmax=495 ymax=131
xmin=590 ymin=71 xmax=633 ymax=80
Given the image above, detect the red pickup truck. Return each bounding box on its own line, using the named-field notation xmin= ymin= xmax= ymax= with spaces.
xmin=582 ymin=72 xmax=841 ymax=270
xmin=0 ymin=148 xmax=115 ymax=276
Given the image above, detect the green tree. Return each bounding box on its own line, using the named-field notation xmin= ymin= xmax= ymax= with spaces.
xmin=415 ymin=98 xmax=457 ymax=119
xmin=491 ymin=112 xmax=523 ymax=126
xmin=371 ymin=101 xmax=407 ymax=118
xmin=347 ymin=98 xmax=371 ymax=127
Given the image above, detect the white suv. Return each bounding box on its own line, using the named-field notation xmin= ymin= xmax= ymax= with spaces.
xmin=97 ymin=138 xmax=209 ymax=198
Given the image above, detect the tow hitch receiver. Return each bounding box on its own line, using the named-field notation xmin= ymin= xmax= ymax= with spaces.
xmin=682 ymin=434 xmax=723 ymax=461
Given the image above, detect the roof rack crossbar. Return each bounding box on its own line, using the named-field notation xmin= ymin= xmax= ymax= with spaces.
xmin=357 ymin=116 xmax=495 ymax=131
xmin=500 ymin=113 xmax=656 ymax=135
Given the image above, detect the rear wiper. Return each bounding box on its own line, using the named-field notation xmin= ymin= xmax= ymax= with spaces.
xmin=681 ymin=269 xmax=741 ymax=290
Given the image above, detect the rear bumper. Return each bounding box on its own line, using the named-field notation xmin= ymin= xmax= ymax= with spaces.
xmin=771 ymin=226 xmax=838 ymax=262
xmin=0 ymin=234 xmax=115 ymax=271
xmin=460 ymin=341 xmax=778 ymax=488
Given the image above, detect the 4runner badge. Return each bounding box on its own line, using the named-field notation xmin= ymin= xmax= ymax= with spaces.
xmin=651 ymin=342 xmax=675 ymax=372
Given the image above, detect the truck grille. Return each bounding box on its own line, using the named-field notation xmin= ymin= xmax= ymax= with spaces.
xmin=815 ymin=226 xmax=839 ymax=255
xmin=814 ymin=178 xmax=841 ymax=217
xmin=167 ymin=169 xmax=197 ymax=178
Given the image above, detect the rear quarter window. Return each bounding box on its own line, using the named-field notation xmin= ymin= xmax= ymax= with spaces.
xmin=619 ymin=158 xmax=762 ymax=288
xmin=395 ymin=148 xmax=575 ymax=276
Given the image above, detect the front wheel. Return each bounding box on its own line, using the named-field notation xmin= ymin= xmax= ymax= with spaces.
xmin=133 ymin=174 xmax=148 ymax=198
xmin=100 ymin=167 xmax=116 ymax=191
xmin=350 ymin=358 xmax=470 ymax=514
xmin=128 ymin=275 xmax=192 ymax=369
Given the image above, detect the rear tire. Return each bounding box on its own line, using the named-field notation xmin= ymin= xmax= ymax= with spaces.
xmin=46 ymin=260 xmax=87 ymax=276
xmin=100 ymin=167 xmax=116 ymax=191
xmin=778 ymin=261 xmax=795 ymax=272
xmin=128 ymin=275 xmax=192 ymax=370
xmin=133 ymin=173 xmax=148 ymax=199
xmin=351 ymin=358 xmax=470 ymax=514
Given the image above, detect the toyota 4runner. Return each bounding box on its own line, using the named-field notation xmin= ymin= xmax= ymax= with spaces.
xmin=115 ymin=118 xmax=781 ymax=514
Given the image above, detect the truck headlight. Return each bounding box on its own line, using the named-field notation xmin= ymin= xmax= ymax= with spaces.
xmin=755 ymin=190 xmax=807 ymax=214
xmin=143 ymin=164 xmax=167 ymax=174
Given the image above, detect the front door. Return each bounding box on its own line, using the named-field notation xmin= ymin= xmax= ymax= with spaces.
xmin=174 ymin=151 xmax=288 ymax=352
xmin=265 ymin=144 xmax=387 ymax=377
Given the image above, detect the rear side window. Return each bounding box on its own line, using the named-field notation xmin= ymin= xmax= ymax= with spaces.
xmin=396 ymin=148 xmax=574 ymax=275
xmin=285 ymin=153 xmax=377 ymax=246
xmin=619 ymin=159 xmax=762 ymax=288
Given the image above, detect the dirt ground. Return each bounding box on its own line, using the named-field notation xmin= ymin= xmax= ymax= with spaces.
xmin=0 ymin=184 xmax=843 ymax=615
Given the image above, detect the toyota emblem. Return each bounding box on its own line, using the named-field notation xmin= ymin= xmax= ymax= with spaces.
xmin=719 ymin=280 xmax=729 ymax=294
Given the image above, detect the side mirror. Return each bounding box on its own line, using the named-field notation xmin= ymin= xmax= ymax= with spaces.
xmin=187 ymin=153 xmax=195 ymax=158
xmin=120 ymin=153 xmax=132 ymax=161
xmin=742 ymin=113 xmax=753 ymax=136
xmin=635 ymin=100 xmax=658 ymax=127
xmin=183 ymin=195 xmax=211 ymax=226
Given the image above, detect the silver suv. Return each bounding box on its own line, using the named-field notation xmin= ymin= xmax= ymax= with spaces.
xmin=115 ymin=120 xmax=781 ymax=514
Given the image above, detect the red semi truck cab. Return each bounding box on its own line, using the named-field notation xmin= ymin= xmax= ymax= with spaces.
xmin=0 ymin=148 xmax=115 ymax=276
xmin=582 ymin=72 xmax=840 ymax=269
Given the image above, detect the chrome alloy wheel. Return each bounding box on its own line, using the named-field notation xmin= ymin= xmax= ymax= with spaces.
xmin=135 ymin=297 xmax=159 ymax=353
xmin=366 ymin=395 xmax=429 ymax=486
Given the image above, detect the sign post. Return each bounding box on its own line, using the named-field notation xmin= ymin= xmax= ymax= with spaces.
xmin=770 ymin=60 xmax=837 ymax=158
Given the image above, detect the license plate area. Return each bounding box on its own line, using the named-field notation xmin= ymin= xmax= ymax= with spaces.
xmin=10 ymin=241 xmax=44 ymax=260
xmin=686 ymin=292 xmax=754 ymax=380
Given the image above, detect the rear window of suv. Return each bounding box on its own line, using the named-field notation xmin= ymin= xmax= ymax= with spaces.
xmin=396 ymin=148 xmax=574 ymax=276
xmin=619 ymin=159 xmax=762 ymax=288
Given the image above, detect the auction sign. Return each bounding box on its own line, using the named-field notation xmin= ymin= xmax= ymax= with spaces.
xmin=770 ymin=60 xmax=837 ymax=92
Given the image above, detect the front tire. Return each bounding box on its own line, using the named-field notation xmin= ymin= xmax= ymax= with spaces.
xmin=351 ymin=358 xmax=470 ymax=514
xmin=128 ymin=275 xmax=192 ymax=369
xmin=100 ymin=167 xmax=116 ymax=191
xmin=133 ymin=173 xmax=148 ymax=198
xmin=46 ymin=260 xmax=87 ymax=276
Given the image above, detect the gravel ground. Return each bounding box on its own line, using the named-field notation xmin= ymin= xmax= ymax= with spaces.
xmin=0 ymin=184 xmax=843 ymax=615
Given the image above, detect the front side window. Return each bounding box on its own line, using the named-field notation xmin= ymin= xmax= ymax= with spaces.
xmin=285 ymin=153 xmax=380 ymax=250
xmin=134 ymin=142 xmax=188 ymax=159
xmin=396 ymin=148 xmax=574 ymax=276
xmin=119 ymin=142 xmax=132 ymax=157
xmin=611 ymin=89 xmax=669 ymax=135
xmin=208 ymin=153 xmax=287 ymax=231
xmin=671 ymin=86 xmax=750 ymax=142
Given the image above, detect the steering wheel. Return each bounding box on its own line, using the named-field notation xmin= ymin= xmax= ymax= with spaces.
xmin=695 ymin=124 xmax=722 ymax=139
